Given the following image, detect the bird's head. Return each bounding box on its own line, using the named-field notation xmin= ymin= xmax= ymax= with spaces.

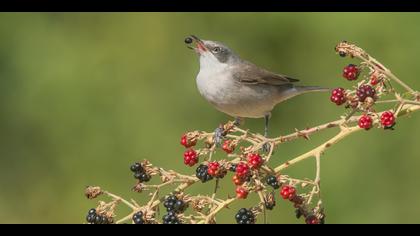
xmin=185 ymin=35 xmax=239 ymax=65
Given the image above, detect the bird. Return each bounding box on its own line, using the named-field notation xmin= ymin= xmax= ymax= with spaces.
xmin=185 ymin=35 xmax=328 ymax=151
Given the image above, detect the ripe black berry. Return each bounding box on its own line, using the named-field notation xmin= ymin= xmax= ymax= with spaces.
xmin=266 ymin=175 xmax=280 ymax=189
xmin=184 ymin=37 xmax=193 ymax=44
xmin=356 ymin=84 xmax=376 ymax=102
xmin=339 ymin=51 xmax=346 ymax=57
xmin=163 ymin=195 xmax=187 ymax=213
xmin=88 ymin=208 xmax=96 ymax=215
xmin=94 ymin=215 xmax=104 ymax=224
xmin=235 ymin=208 xmax=255 ymax=224
xmin=130 ymin=162 xmax=144 ymax=173
xmin=162 ymin=211 xmax=181 ymax=224
xmin=86 ymin=214 xmax=95 ymax=223
xmin=132 ymin=211 xmax=145 ymax=224
xmin=86 ymin=208 xmax=97 ymax=224
xmin=131 ymin=162 xmax=152 ymax=183
xmin=229 ymin=164 xmax=237 ymax=172
xmin=196 ymin=164 xmax=213 ymax=183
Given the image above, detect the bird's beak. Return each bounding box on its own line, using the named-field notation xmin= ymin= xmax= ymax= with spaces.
xmin=186 ymin=35 xmax=207 ymax=54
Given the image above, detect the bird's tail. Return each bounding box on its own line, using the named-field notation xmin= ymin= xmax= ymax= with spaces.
xmin=294 ymin=86 xmax=330 ymax=94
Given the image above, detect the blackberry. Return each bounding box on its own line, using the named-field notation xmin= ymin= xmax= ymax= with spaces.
xmin=162 ymin=211 xmax=181 ymax=224
xmin=184 ymin=37 xmax=193 ymax=44
xmin=163 ymin=195 xmax=187 ymax=213
xmin=132 ymin=211 xmax=145 ymax=224
xmin=86 ymin=208 xmax=113 ymax=224
xmin=195 ymin=164 xmax=213 ymax=183
xmin=93 ymin=214 xmax=110 ymax=224
xmin=139 ymin=173 xmax=151 ymax=182
xmin=94 ymin=215 xmax=105 ymax=224
xmin=88 ymin=208 xmax=96 ymax=215
xmin=131 ymin=162 xmax=151 ymax=183
xmin=130 ymin=162 xmax=144 ymax=173
xmin=86 ymin=208 xmax=97 ymax=224
xmin=235 ymin=208 xmax=255 ymax=224
xmin=266 ymin=175 xmax=280 ymax=189
xmin=356 ymin=84 xmax=376 ymax=102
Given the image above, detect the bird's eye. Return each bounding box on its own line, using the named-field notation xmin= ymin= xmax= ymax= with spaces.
xmin=212 ymin=47 xmax=221 ymax=53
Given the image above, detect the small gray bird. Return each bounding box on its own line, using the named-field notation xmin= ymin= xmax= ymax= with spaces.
xmin=185 ymin=35 xmax=328 ymax=150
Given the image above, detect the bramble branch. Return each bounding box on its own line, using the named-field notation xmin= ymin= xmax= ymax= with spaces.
xmin=84 ymin=41 xmax=419 ymax=224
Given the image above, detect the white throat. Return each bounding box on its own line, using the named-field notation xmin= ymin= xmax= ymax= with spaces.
xmin=199 ymin=52 xmax=228 ymax=74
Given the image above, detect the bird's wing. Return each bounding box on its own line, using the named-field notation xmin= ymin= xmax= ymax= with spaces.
xmin=231 ymin=61 xmax=299 ymax=86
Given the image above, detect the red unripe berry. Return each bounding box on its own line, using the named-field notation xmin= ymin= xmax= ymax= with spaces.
xmin=180 ymin=134 xmax=196 ymax=148
xmin=280 ymin=185 xmax=296 ymax=200
xmin=207 ymin=162 xmax=220 ymax=177
xmin=381 ymin=111 xmax=396 ymax=128
xmin=183 ymin=149 xmax=198 ymax=167
xmin=343 ymin=64 xmax=360 ymax=81
xmin=235 ymin=162 xmax=250 ymax=178
xmin=247 ymin=153 xmax=263 ymax=169
xmin=236 ymin=186 xmax=249 ymax=199
xmin=222 ymin=140 xmax=235 ymax=154
xmin=232 ymin=174 xmax=244 ymax=186
xmin=330 ymin=88 xmax=347 ymax=106
xmin=356 ymin=84 xmax=376 ymax=102
xmin=370 ymin=74 xmax=380 ymax=86
xmin=358 ymin=115 xmax=373 ymax=130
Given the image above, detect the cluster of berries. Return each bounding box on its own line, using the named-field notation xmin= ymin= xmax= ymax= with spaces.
xmin=130 ymin=162 xmax=151 ymax=183
xmin=233 ymin=153 xmax=265 ymax=199
xmin=86 ymin=208 xmax=113 ymax=224
xmin=330 ymin=64 xmax=396 ymax=130
xmin=162 ymin=195 xmax=187 ymax=224
xmin=181 ymin=133 xmax=268 ymax=199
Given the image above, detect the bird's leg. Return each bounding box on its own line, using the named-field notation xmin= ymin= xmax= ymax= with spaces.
xmin=262 ymin=114 xmax=271 ymax=152
xmin=213 ymin=124 xmax=225 ymax=147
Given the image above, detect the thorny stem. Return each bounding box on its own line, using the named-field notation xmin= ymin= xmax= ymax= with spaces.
xmin=103 ymin=191 xmax=136 ymax=210
xmin=203 ymin=198 xmax=236 ymax=224
xmin=307 ymin=154 xmax=321 ymax=205
xmin=274 ymin=126 xmax=361 ymax=173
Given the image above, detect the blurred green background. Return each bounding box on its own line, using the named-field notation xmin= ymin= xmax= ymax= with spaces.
xmin=1 ymin=13 xmax=420 ymax=224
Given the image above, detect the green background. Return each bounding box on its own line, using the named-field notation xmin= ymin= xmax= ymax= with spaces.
xmin=1 ymin=13 xmax=420 ymax=224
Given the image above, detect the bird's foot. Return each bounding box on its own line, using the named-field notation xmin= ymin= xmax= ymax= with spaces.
xmin=262 ymin=142 xmax=271 ymax=153
xmin=213 ymin=125 xmax=225 ymax=147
